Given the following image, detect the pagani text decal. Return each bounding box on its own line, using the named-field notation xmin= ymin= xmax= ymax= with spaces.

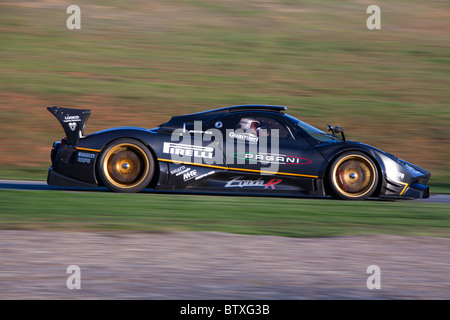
xmin=233 ymin=153 xmax=312 ymax=165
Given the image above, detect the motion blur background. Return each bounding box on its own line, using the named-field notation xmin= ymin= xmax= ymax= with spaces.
xmin=1 ymin=0 xmax=450 ymax=300
xmin=0 ymin=0 xmax=449 ymax=187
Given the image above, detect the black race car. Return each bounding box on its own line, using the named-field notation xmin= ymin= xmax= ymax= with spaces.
xmin=47 ymin=105 xmax=430 ymax=200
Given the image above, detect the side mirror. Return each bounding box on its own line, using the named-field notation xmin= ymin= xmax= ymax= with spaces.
xmin=327 ymin=124 xmax=346 ymax=142
xmin=334 ymin=126 xmax=344 ymax=134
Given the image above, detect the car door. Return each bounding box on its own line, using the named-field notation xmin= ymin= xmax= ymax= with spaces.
xmin=222 ymin=111 xmax=326 ymax=192
xmin=161 ymin=115 xmax=229 ymax=186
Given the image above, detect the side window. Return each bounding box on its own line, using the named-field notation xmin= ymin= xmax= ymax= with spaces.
xmin=203 ymin=115 xmax=238 ymax=132
xmin=234 ymin=115 xmax=294 ymax=140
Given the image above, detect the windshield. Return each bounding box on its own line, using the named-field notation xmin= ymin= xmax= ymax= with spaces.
xmin=285 ymin=114 xmax=341 ymax=143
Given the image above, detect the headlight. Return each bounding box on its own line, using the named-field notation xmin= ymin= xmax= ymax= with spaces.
xmin=403 ymin=162 xmax=426 ymax=178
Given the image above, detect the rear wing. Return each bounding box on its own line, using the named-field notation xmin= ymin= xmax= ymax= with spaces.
xmin=47 ymin=106 xmax=91 ymax=146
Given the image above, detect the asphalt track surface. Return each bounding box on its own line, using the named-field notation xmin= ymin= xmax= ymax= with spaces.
xmin=0 ymin=179 xmax=449 ymax=203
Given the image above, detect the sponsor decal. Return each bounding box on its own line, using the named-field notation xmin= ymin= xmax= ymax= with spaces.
xmin=170 ymin=165 xmax=186 ymax=175
xmin=171 ymin=166 xmax=198 ymax=181
xmin=68 ymin=122 xmax=77 ymax=131
xmin=195 ymin=170 xmax=215 ymax=180
xmin=228 ymin=131 xmax=258 ymax=143
xmin=163 ymin=142 xmax=213 ymax=159
xmin=63 ymin=115 xmax=81 ymax=123
xmin=225 ymin=176 xmax=282 ymax=189
xmin=63 ymin=114 xmax=81 ymax=131
xmin=176 ymin=168 xmax=192 ymax=177
xmin=233 ymin=152 xmax=312 ymax=165
xmin=172 ymin=166 xmax=215 ymax=182
xmin=78 ymin=152 xmax=95 ymax=159
xmin=183 ymin=169 xmax=198 ymax=182
xmin=77 ymin=151 xmax=96 ymax=164
xmin=189 ymin=130 xmax=213 ymax=135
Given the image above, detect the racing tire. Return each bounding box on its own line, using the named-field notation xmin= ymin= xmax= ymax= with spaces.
xmin=328 ymin=151 xmax=379 ymax=200
xmin=98 ymin=138 xmax=154 ymax=193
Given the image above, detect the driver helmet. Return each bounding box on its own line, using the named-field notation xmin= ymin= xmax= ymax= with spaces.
xmin=239 ymin=118 xmax=260 ymax=134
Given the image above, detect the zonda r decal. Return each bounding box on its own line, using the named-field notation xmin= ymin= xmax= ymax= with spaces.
xmin=225 ymin=176 xmax=282 ymax=189
xmin=233 ymin=152 xmax=312 ymax=165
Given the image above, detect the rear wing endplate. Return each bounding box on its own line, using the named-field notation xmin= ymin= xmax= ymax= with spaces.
xmin=47 ymin=106 xmax=91 ymax=146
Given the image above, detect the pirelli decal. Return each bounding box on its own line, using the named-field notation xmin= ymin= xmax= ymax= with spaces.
xmin=163 ymin=142 xmax=213 ymax=159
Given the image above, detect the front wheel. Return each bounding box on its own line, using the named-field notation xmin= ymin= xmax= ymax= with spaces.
xmin=328 ymin=152 xmax=379 ymax=200
xmin=98 ymin=138 xmax=154 ymax=193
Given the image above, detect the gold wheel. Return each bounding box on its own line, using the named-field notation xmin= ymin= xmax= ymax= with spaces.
xmin=102 ymin=142 xmax=150 ymax=190
xmin=331 ymin=154 xmax=377 ymax=199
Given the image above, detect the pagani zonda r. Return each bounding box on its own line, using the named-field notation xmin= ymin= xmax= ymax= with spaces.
xmin=47 ymin=105 xmax=430 ymax=200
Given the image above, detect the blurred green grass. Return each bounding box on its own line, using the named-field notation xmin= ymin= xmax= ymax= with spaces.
xmin=0 ymin=189 xmax=449 ymax=237
xmin=0 ymin=0 xmax=449 ymax=182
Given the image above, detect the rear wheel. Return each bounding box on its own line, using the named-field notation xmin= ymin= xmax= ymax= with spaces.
xmin=328 ymin=152 xmax=378 ymax=200
xmin=98 ymin=138 xmax=154 ymax=193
